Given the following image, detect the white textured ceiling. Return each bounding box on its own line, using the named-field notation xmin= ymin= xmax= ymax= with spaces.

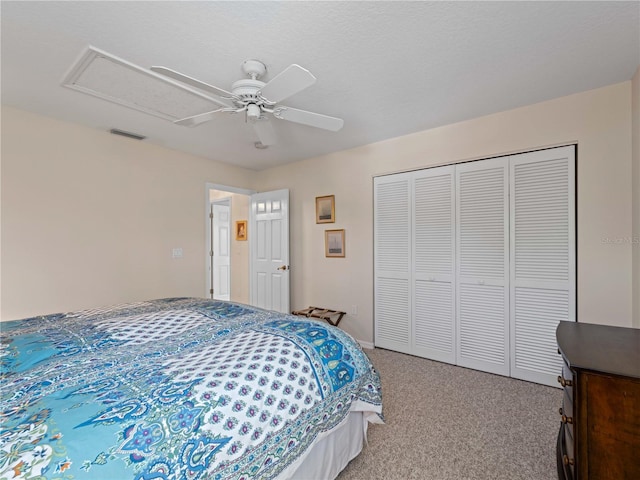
xmin=2 ymin=1 xmax=639 ymax=170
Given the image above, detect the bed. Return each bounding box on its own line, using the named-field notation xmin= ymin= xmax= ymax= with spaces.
xmin=0 ymin=298 xmax=383 ymax=480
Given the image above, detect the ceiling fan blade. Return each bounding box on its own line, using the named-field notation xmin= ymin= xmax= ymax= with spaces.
xmin=274 ymin=106 xmax=344 ymax=131
xmin=174 ymin=108 xmax=224 ymax=127
xmin=259 ymin=64 xmax=316 ymax=103
xmin=252 ymin=117 xmax=277 ymax=146
xmin=151 ymin=66 xmax=234 ymax=105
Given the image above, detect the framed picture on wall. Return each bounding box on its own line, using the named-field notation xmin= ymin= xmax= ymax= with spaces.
xmin=235 ymin=220 xmax=247 ymax=241
xmin=325 ymin=229 xmax=345 ymax=257
xmin=315 ymin=195 xmax=335 ymax=223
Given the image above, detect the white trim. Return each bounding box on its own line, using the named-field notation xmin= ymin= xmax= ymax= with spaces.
xmin=371 ymin=142 xmax=579 ymax=180
xmin=207 ymin=183 xmax=256 ymax=196
xmin=357 ymin=340 xmax=375 ymax=350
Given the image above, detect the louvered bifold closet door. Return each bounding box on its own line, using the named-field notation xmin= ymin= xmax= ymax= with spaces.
xmin=510 ymin=146 xmax=575 ymax=387
xmin=413 ymin=167 xmax=456 ymax=364
xmin=456 ymin=158 xmax=510 ymax=376
xmin=374 ymin=173 xmax=412 ymax=354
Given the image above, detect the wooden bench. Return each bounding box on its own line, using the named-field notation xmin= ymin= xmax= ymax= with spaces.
xmin=291 ymin=306 xmax=346 ymax=327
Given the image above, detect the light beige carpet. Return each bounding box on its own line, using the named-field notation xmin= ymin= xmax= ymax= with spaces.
xmin=337 ymin=348 xmax=561 ymax=480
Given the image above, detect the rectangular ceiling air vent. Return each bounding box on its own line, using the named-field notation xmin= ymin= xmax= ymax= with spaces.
xmin=62 ymin=46 xmax=225 ymax=121
xmin=110 ymin=128 xmax=146 ymax=141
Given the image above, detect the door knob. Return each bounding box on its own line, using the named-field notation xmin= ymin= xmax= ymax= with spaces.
xmin=277 ymin=265 xmax=290 ymax=271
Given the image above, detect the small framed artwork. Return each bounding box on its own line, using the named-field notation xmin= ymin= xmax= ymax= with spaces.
xmin=315 ymin=195 xmax=335 ymax=224
xmin=325 ymin=229 xmax=345 ymax=257
xmin=235 ymin=220 xmax=247 ymax=241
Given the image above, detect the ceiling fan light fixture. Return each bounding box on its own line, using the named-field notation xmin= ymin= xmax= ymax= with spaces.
xmin=247 ymin=103 xmax=261 ymax=121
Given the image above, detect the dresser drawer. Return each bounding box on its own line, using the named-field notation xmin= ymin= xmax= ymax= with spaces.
xmin=557 ymin=423 xmax=575 ymax=480
xmin=561 ymin=361 xmax=573 ymax=384
xmin=560 ymin=389 xmax=575 ymax=439
xmin=558 ymin=361 xmax=574 ymax=398
xmin=563 ymin=423 xmax=575 ymax=478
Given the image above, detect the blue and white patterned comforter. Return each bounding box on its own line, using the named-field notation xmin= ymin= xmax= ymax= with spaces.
xmin=0 ymin=298 xmax=383 ymax=480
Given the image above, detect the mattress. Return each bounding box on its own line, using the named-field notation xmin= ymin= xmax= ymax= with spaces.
xmin=0 ymin=298 xmax=383 ymax=480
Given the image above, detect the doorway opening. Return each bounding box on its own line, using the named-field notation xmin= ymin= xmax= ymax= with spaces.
xmin=205 ymin=183 xmax=254 ymax=304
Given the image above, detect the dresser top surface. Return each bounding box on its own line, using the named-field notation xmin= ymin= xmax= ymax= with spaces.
xmin=557 ymin=321 xmax=640 ymax=379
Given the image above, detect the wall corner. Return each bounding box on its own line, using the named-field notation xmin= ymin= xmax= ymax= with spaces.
xmin=632 ymin=65 xmax=640 ymax=328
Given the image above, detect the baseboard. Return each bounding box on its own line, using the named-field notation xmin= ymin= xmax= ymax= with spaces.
xmin=357 ymin=340 xmax=374 ymax=350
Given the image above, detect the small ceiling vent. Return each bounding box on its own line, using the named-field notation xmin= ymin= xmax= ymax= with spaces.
xmin=62 ymin=46 xmax=226 ymax=121
xmin=110 ymin=128 xmax=146 ymax=141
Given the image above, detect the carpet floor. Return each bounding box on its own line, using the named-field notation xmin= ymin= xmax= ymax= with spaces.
xmin=337 ymin=348 xmax=562 ymax=480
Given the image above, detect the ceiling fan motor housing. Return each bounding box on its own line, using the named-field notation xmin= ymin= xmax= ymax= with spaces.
xmin=231 ymin=78 xmax=271 ymax=114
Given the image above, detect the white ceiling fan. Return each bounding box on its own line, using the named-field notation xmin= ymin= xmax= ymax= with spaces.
xmin=150 ymin=60 xmax=344 ymax=146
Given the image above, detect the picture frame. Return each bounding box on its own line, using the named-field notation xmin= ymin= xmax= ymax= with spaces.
xmin=315 ymin=195 xmax=335 ymax=224
xmin=235 ymin=220 xmax=247 ymax=241
xmin=325 ymin=229 xmax=345 ymax=257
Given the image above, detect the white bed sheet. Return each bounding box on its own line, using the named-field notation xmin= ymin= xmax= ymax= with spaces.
xmin=279 ymin=402 xmax=382 ymax=480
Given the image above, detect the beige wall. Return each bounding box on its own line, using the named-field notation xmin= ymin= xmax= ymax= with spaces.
xmin=0 ymin=119 xmax=3 ymax=318
xmin=633 ymin=66 xmax=640 ymax=328
xmin=230 ymin=194 xmax=250 ymax=304
xmin=1 ymin=106 xmax=257 ymax=320
xmin=2 ymin=81 xmax=636 ymax=341
xmin=209 ymin=190 xmax=250 ymax=304
xmin=257 ymin=82 xmax=634 ymax=343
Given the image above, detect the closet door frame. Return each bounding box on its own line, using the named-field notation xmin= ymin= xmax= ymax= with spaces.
xmin=373 ymin=145 xmax=576 ymax=387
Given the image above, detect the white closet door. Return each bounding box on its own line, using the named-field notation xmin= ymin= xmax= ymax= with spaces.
xmin=374 ymin=173 xmax=412 ymax=354
xmin=456 ymin=158 xmax=510 ymax=376
xmin=510 ymin=146 xmax=575 ymax=387
xmin=413 ymin=166 xmax=456 ymax=363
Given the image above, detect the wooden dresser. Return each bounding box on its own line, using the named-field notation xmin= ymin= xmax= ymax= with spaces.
xmin=556 ymin=321 xmax=640 ymax=480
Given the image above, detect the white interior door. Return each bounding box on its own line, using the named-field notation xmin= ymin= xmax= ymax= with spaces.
xmin=250 ymin=189 xmax=289 ymax=313
xmin=212 ymin=201 xmax=231 ymax=301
